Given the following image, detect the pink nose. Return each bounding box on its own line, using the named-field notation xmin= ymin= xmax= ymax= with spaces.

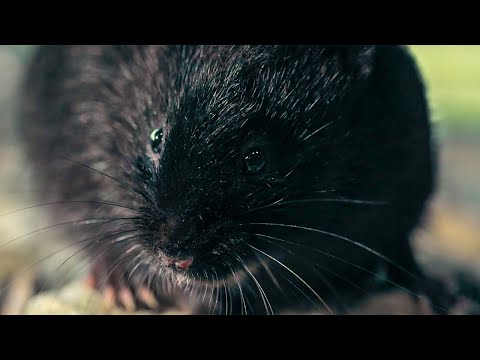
xmin=174 ymin=258 xmax=193 ymax=271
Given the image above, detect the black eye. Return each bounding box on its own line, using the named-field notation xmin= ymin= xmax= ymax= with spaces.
xmin=150 ymin=128 xmax=163 ymax=153
xmin=244 ymin=148 xmax=265 ymax=175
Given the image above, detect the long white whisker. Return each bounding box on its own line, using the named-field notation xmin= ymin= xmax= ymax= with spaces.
xmin=302 ymin=121 xmax=332 ymax=141
xmin=223 ymin=281 xmax=229 ymax=315
xmin=0 ymin=217 xmax=133 ymax=250
xmin=255 ymin=252 xmax=283 ymax=293
xmin=242 ymin=197 xmax=388 ymax=216
xmin=228 ymin=286 xmax=233 ymax=315
xmin=237 ymin=255 xmax=274 ymax=315
xmin=244 ymin=222 xmax=418 ymax=282
xmin=242 ymin=195 xmax=289 ymax=214
xmin=247 ymin=244 xmax=333 ymax=315
xmin=314 ymin=267 xmax=347 ymax=313
xmin=212 ymin=268 xmax=220 ymax=315
xmin=208 ymin=266 xmax=216 ymax=314
xmin=314 ymin=262 xmax=369 ymax=296
xmin=202 ymin=270 xmax=209 ymax=303
xmin=0 ymin=200 xmax=138 ymax=217
xmin=253 ymin=232 xmax=369 ymax=302
xmin=229 ymin=264 xmax=247 ymax=315
xmin=252 ymin=232 xmax=418 ymax=298
xmin=125 ymin=252 xmax=147 ymax=289
xmin=279 ymin=273 xmax=318 ymax=308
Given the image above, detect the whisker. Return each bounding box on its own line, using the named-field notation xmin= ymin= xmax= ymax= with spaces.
xmin=245 ymin=186 xmax=264 ymax=199
xmin=274 ymin=198 xmax=389 ymax=206
xmin=251 ymin=232 xmax=421 ymax=300
xmin=284 ymin=159 xmax=301 ymax=178
xmin=312 ymin=197 xmax=390 ymax=205
xmin=0 ymin=200 xmax=138 ymax=217
xmin=212 ymin=268 xmax=220 ymax=315
xmin=141 ymin=268 xmax=157 ymax=308
xmin=237 ymin=255 xmax=274 ymax=315
xmin=202 ymin=270 xmax=209 ymax=303
xmin=314 ymin=267 xmax=347 ymax=313
xmin=137 ymin=46 xmax=162 ymax=98
xmin=254 ymin=252 xmax=283 ymax=293
xmin=244 ymin=222 xmax=419 ymax=283
xmin=189 ymin=275 xmax=196 ymax=306
xmin=244 ymin=292 xmax=254 ymax=314
xmin=247 ymin=243 xmax=333 ymax=315
xmin=133 ymin=256 xmax=155 ymax=302
xmin=241 ymin=195 xmax=289 ymax=215
xmin=242 ymin=197 xmax=388 ymax=215
xmin=83 ymin=257 xmax=127 ymax=313
xmin=279 ymin=273 xmax=319 ymax=309
xmin=229 ymin=264 xmax=247 ymax=315
xmin=56 ymin=229 xmax=138 ymax=273
xmin=124 ymin=250 xmax=148 ymax=290
xmin=33 ymin=243 xmax=92 ymax=297
xmin=314 ymin=262 xmax=369 ymax=296
xmin=60 ymin=157 xmax=156 ymax=206
xmin=81 ymin=237 xmax=145 ymax=313
xmin=223 ymin=281 xmax=228 ymax=315
xmin=302 ymin=121 xmax=332 ymax=141
xmin=0 ymin=235 xmax=100 ymax=299
xmin=254 ymin=231 xmax=368 ymax=297
xmin=228 ymin=286 xmax=233 ymax=315
xmin=0 ymin=217 xmax=138 ymax=250
xmin=79 ymin=234 xmax=142 ymax=278
xmin=207 ymin=266 xmax=216 ymax=314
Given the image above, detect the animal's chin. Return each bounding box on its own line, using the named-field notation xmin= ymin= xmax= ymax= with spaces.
xmin=157 ymin=265 xmax=222 ymax=289
xmin=157 ymin=257 xmax=253 ymax=290
xmin=153 ymin=235 xmax=256 ymax=287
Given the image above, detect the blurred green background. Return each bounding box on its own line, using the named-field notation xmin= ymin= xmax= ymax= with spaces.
xmin=412 ymin=46 xmax=480 ymax=128
xmin=0 ymin=45 xmax=478 ymax=313
xmin=407 ymin=46 xmax=480 ymax=281
xmin=410 ymin=46 xmax=480 ymax=213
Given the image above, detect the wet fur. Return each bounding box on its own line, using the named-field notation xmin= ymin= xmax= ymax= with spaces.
xmin=19 ymin=45 xmax=437 ymax=314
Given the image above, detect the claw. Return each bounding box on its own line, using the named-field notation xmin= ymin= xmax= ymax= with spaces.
xmin=118 ymin=287 xmax=136 ymax=312
xmin=103 ymin=286 xmax=117 ymax=309
xmin=137 ymin=287 xmax=159 ymax=309
xmin=85 ymin=273 xmax=97 ymax=290
xmin=86 ymin=259 xmax=165 ymax=312
xmin=416 ymin=296 xmax=434 ymax=315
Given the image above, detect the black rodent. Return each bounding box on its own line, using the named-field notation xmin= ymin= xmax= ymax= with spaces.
xmin=18 ymin=45 xmax=443 ymax=314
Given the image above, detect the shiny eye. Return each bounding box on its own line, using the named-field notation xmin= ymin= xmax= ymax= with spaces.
xmin=244 ymin=148 xmax=265 ymax=175
xmin=150 ymin=128 xmax=163 ymax=153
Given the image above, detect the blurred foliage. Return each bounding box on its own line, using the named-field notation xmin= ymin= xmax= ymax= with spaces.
xmin=7 ymin=45 xmax=34 ymax=62
xmin=410 ymin=46 xmax=480 ymax=130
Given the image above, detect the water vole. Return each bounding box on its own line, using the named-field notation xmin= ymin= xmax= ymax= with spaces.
xmin=18 ymin=45 xmax=444 ymax=314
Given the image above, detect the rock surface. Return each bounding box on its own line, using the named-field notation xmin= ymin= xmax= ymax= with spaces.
xmin=22 ymin=281 xmax=186 ymax=315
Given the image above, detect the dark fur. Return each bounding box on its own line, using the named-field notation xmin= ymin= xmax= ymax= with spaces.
xmin=19 ymin=45 xmax=439 ymax=314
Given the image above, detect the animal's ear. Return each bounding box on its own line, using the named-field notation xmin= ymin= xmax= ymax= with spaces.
xmin=357 ymin=45 xmax=434 ymax=227
xmin=370 ymin=45 xmax=429 ymax=121
xmin=342 ymin=46 xmax=434 ymax=282
xmin=366 ymin=46 xmax=432 ymax=166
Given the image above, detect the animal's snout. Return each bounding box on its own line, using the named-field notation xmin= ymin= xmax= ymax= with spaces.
xmin=175 ymin=258 xmax=194 ymax=271
xmin=164 ymin=256 xmax=194 ymax=271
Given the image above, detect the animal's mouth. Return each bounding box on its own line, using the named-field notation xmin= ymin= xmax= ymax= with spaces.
xmin=159 ymin=252 xmax=194 ymax=271
xmin=157 ymin=249 xmax=253 ymax=289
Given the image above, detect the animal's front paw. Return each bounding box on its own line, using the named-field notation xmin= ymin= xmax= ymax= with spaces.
xmin=86 ymin=260 xmax=161 ymax=312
